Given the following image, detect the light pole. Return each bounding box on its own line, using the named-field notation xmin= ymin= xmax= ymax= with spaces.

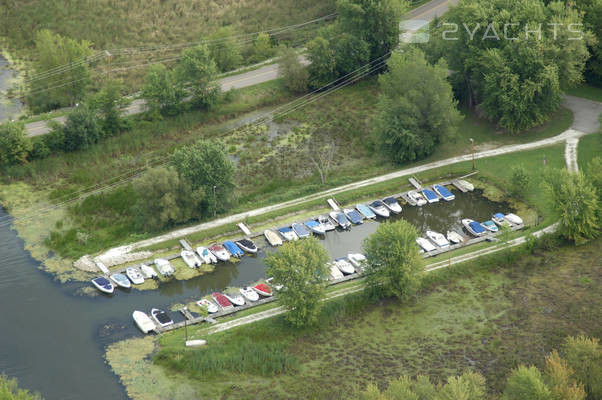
xmin=104 ymin=50 xmax=112 ymax=81
xmin=213 ymin=185 xmax=217 ymax=218
xmin=469 ymin=138 xmax=475 ymax=170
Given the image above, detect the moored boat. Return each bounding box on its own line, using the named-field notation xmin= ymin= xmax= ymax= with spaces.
xmin=236 ymin=239 xmax=258 ymax=254
xmin=356 ymin=204 xmax=376 ymax=219
xmin=421 ymin=189 xmax=439 ymax=203
xmin=416 ymin=237 xmax=437 ymax=252
xmin=110 ymin=273 xmax=132 ymax=288
xmin=457 ymin=179 xmax=474 ymax=192
xmin=433 ymin=184 xmax=455 ymax=201
xmin=426 ymin=230 xmax=450 ymax=247
xmin=304 ymin=220 xmax=326 ymax=235
xmin=132 ymin=310 xmax=156 ymax=333
xmin=330 ymin=211 xmax=351 ymax=229
xmin=504 ymin=213 xmax=523 ymax=225
xmin=209 ymin=244 xmax=231 ymax=262
xmin=181 ymin=250 xmax=202 ymax=269
xmin=212 ymin=292 xmax=234 ymax=310
xmin=291 ymin=222 xmax=311 ymax=239
xmin=382 ymin=197 xmax=402 ymax=214
xmin=224 ymin=292 xmax=245 ymax=306
xmin=347 ymin=253 xmax=367 ymax=269
xmin=223 ymin=241 xmax=244 ymax=258
xmin=446 ymin=231 xmax=464 ymax=244
xmin=343 ymin=208 xmax=364 ymax=225
xmin=196 ymin=298 xmax=218 ymax=313
xmin=91 ymin=277 xmax=114 ymax=294
xmin=408 ymin=191 xmax=427 ymax=206
xmin=140 ymin=264 xmax=158 ymax=279
xmin=278 ymin=227 xmax=298 ymax=242
xmin=240 ymin=286 xmax=260 ymax=302
xmin=196 ymin=246 xmax=217 ymax=264
xmin=151 ymin=308 xmax=173 ymax=328
xmin=154 ymin=258 xmax=175 ymax=277
xmin=462 ymin=219 xmax=487 ymax=236
xmin=481 ymin=220 xmax=498 ymax=232
xmin=328 ymin=263 xmax=344 ymax=280
xmin=368 ymin=200 xmax=390 ymax=218
xmin=253 ymin=283 xmax=273 ymax=297
xmin=492 ymin=213 xmax=511 ymax=227
xmin=318 ymin=215 xmax=336 ymax=231
xmin=126 ymin=267 xmax=145 ymax=285
xmin=334 ymin=257 xmax=355 ymax=275
xmin=264 ymin=229 xmax=283 ymax=246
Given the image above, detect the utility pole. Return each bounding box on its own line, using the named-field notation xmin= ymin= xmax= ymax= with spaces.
xmin=470 ymin=138 xmax=475 ymax=170
xmin=104 ymin=50 xmax=112 ymax=81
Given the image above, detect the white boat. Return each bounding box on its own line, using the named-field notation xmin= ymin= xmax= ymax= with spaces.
xmin=457 ymin=179 xmax=474 ymax=191
xmin=382 ymin=197 xmax=402 ymax=214
xmin=347 ymin=253 xmax=367 ymax=269
xmin=126 ymin=267 xmax=145 ymax=285
xmin=492 ymin=213 xmax=511 ymax=227
xmin=91 ymin=277 xmax=114 ymax=294
xmin=329 ymin=211 xmax=351 ymax=229
xmin=318 ymin=215 xmax=336 ymax=231
xmin=196 ymin=246 xmax=217 ymax=264
xmin=240 ymin=286 xmax=260 ymax=302
xmin=209 ymin=244 xmax=230 ymax=262
xmin=181 ymin=250 xmax=202 ymax=269
xmin=224 ymin=292 xmax=245 ymax=306
xmin=264 ymin=229 xmax=283 ymax=246
xmin=140 ymin=264 xmax=158 ymax=279
xmin=446 ymin=231 xmax=464 ymax=244
xmin=110 ymin=273 xmax=132 ymax=288
xmin=196 ymin=298 xmax=218 ymax=313
xmin=433 ymin=184 xmax=455 ymax=201
xmin=416 ymin=237 xmax=436 ymax=252
xmin=408 ymin=191 xmax=427 ymax=206
xmin=132 ymin=310 xmax=156 ymax=333
xmin=481 ymin=220 xmax=499 ymax=232
xmin=304 ymin=220 xmax=327 ymax=235
xmin=328 ymin=263 xmax=344 ymax=280
xmin=278 ymin=227 xmax=298 ymax=241
xmin=426 ymin=230 xmax=449 ymax=248
xmin=368 ymin=200 xmax=390 ymax=218
xmin=151 ymin=308 xmax=173 ymax=328
xmin=421 ymin=189 xmax=439 ymax=203
xmin=504 ymin=213 xmax=523 ymax=225
xmin=334 ymin=258 xmax=355 ymax=275
xmin=154 ymin=258 xmax=175 ymax=277
xmin=236 ymin=239 xmax=258 ymax=253
xmin=461 ymin=219 xmax=487 ymax=236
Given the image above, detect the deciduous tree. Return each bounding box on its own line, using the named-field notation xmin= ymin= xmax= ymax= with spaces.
xmin=562 ymin=336 xmax=602 ymax=400
xmin=545 ymin=350 xmax=586 ymax=400
xmin=89 ymin=80 xmax=130 ymax=135
xmin=142 ymin=64 xmax=185 ymax=116
xmin=0 ymin=122 xmax=32 ymax=167
xmin=62 ymin=104 xmax=101 ymax=151
xmin=307 ymin=36 xmax=337 ymax=89
xmin=503 ymin=366 xmax=552 ymax=400
xmin=208 ymin=26 xmax=243 ymax=72
xmin=176 ymin=45 xmax=220 ymax=109
xmin=277 ymin=46 xmax=308 ymax=93
xmin=250 ymin=33 xmax=274 ymax=63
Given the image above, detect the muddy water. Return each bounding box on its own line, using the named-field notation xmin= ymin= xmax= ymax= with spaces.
xmin=0 ymin=55 xmax=22 ymax=121
xmin=0 ymin=190 xmax=505 ymax=399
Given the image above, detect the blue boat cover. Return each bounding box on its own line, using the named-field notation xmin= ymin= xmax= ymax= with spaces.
xmin=370 ymin=200 xmax=385 ymax=207
xmin=278 ymin=227 xmax=293 ymax=233
xmin=469 ymin=221 xmax=486 ymax=233
xmin=292 ymin=223 xmax=310 ymax=236
xmin=347 ymin=210 xmax=363 ymax=224
xmin=94 ymin=277 xmax=110 ymax=285
xmin=336 ymin=213 xmax=351 ymax=226
xmin=422 ymin=189 xmax=438 ymax=200
xmin=356 ymin=204 xmax=376 ymax=218
xmin=434 ymin=185 xmax=453 ymax=198
xmin=493 ymin=213 xmax=505 ymax=219
xmin=223 ymin=240 xmax=244 ymax=256
xmin=305 ymin=220 xmax=320 ymax=228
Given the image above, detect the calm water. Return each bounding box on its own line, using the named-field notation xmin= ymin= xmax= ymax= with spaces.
xmin=0 ymin=55 xmax=22 ymax=121
xmin=0 ymin=190 xmax=505 ymax=399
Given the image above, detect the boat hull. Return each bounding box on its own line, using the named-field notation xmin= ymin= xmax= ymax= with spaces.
xmin=133 ymin=311 xmax=156 ymax=333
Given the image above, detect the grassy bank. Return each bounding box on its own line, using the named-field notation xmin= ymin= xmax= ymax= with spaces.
xmin=566 ymin=83 xmax=602 ymax=103
xmin=106 ymin=237 xmax=601 ymax=399
xmin=578 ymin=131 xmax=602 ymax=170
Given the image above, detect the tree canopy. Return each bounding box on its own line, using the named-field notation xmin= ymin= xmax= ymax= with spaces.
xmin=176 ymin=45 xmax=220 ymax=109
xmin=208 ymin=26 xmax=243 ymax=73
xmin=277 ymin=46 xmax=309 ymax=93
xmin=142 ymin=64 xmax=185 ymax=116
xmin=0 ymin=374 xmax=43 ymax=400
xmin=62 ymin=104 xmax=102 ymax=152
xmin=0 ymin=122 xmax=32 ymax=167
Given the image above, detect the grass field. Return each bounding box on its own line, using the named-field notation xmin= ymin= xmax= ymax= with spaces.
xmin=566 ymin=83 xmax=602 ymax=103
xmin=577 ymin=131 xmax=602 ymax=170
xmin=106 ymin=237 xmax=601 ymax=399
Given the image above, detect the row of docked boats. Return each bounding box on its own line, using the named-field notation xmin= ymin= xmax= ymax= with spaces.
xmin=328 ymin=253 xmax=367 ymax=280
xmin=195 ymin=283 xmax=274 ymax=314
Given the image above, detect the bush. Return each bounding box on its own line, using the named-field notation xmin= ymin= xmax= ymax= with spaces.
xmin=562 ymin=336 xmax=602 ymax=400
xmin=503 ymin=366 xmax=552 ymax=400
xmin=62 ymin=104 xmax=102 ymax=151
xmin=510 ymin=165 xmax=530 ymax=196
xmin=0 ymin=121 xmax=32 ymax=166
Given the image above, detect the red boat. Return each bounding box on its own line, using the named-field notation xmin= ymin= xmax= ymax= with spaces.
xmin=212 ymin=292 xmax=233 ymax=310
xmin=252 ymin=283 xmax=273 ymax=297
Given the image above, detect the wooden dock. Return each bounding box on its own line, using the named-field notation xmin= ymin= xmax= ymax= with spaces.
xmin=409 ymin=176 xmax=422 ymax=189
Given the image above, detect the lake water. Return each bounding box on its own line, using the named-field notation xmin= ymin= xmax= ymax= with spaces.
xmin=0 ymin=55 xmax=23 ymax=121
xmin=0 ymin=190 xmax=506 ymax=399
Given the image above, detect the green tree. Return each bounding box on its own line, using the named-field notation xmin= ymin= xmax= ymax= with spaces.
xmin=362 ymin=220 xmax=424 ymax=300
xmin=89 ymin=80 xmax=130 ymax=135
xmin=545 ymin=350 xmax=586 ymax=400
xmin=133 ymin=166 xmax=205 ymax=231
xmin=176 ymin=45 xmax=220 ymax=109
xmin=333 ymin=33 xmax=370 ymax=77
xmin=62 ymin=104 xmax=101 ymax=152
xmin=264 ymin=238 xmax=330 ymax=327
xmin=0 ymin=122 xmax=32 ymax=167
xmin=250 ymin=33 xmax=274 ymax=63
xmin=562 ymin=336 xmax=602 ymax=400
xmin=277 ymin=46 xmax=308 ymax=93
xmin=574 ymin=0 xmax=602 ymax=85
xmin=439 ymin=372 xmax=487 ymax=400
xmin=307 ymin=36 xmax=337 ymax=89
xmin=374 ymin=48 xmax=462 ymax=164
xmin=28 ymin=30 xmax=93 ymax=112
xmin=170 ymin=140 xmax=235 ymax=218
xmin=511 ymin=165 xmax=530 ymax=196
xmin=209 ymin=26 xmax=243 ymax=72
xmin=503 ymin=366 xmax=552 ymax=400
xmin=0 ymin=374 xmax=43 ymax=400
xmin=586 ymin=157 xmax=602 ymax=206
xmin=543 ymin=169 xmax=599 ymax=244
xmin=141 ymin=64 xmax=185 ymax=116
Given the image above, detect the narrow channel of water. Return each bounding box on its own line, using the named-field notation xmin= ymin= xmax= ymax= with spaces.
xmin=0 ymin=55 xmax=22 ymax=121
xmin=0 ymin=190 xmax=507 ymax=399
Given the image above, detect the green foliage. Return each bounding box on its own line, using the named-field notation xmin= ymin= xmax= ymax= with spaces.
xmin=265 ymin=237 xmax=330 ymax=327
xmin=362 ymin=220 xmax=424 ymax=300
xmin=27 ymin=30 xmax=93 ymax=112
xmin=333 ymin=33 xmax=371 ymax=77
xmin=562 ymin=336 xmax=602 ymax=400
xmin=438 ymin=372 xmax=487 ymax=400
xmin=176 ymin=45 xmax=220 ymax=109
xmin=141 ymin=64 xmax=185 ymax=116
xmin=0 ymin=122 xmax=32 ymax=167
xmin=89 ymin=80 xmax=131 ymax=135
xmin=374 ymin=48 xmax=462 ymax=164
xmin=170 ymin=140 xmax=235 ymax=217
xmin=132 ymin=166 xmax=205 ymax=231
xmin=586 ymin=157 xmax=602 ymax=208
xmin=0 ymin=374 xmax=43 ymax=400
xmin=510 ymin=165 xmax=530 ymax=196
xmin=62 ymin=104 xmax=102 ymax=151
xmin=503 ymin=366 xmax=552 ymax=400
xmin=543 ymin=169 xmax=599 ymax=244
xmin=307 ymin=36 xmax=337 ymax=89
xmin=250 ymin=33 xmax=275 ymax=63
xmin=277 ymin=46 xmax=309 ymax=93
xmin=545 ymin=350 xmax=586 ymax=400
xmin=578 ymin=0 xmax=602 ymax=85
xmin=208 ymin=26 xmax=243 ymax=72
